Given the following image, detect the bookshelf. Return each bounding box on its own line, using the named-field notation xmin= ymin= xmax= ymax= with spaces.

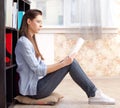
xmin=0 ymin=0 xmax=30 ymax=107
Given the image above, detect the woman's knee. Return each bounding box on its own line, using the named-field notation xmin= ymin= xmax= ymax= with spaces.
xmin=71 ymin=59 xmax=78 ymax=66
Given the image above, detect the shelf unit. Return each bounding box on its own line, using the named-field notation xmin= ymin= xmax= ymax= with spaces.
xmin=19 ymin=0 xmax=30 ymax=11
xmin=0 ymin=0 xmax=30 ymax=107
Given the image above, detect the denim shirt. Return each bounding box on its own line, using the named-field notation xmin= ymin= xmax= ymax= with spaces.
xmin=15 ymin=36 xmax=47 ymax=96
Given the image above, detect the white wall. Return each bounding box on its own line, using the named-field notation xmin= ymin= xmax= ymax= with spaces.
xmin=110 ymin=0 xmax=120 ymax=28
xmin=30 ymin=1 xmax=36 ymax=9
xmin=35 ymin=33 xmax=54 ymax=64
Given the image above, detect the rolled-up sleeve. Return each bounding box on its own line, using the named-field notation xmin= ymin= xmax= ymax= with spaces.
xmin=38 ymin=60 xmax=47 ymax=76
xmin=17 ymin=38 xmax=47 ymax=77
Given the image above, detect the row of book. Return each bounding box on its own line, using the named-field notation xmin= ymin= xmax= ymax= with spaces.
xmin=6 ymin=0 xmax=25 ymax=29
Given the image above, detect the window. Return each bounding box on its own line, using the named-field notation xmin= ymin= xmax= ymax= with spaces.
xmin=31 ymin=0 xmax=116 ymax=27
xmin=33 ymin=0 xmax=64 ymax=26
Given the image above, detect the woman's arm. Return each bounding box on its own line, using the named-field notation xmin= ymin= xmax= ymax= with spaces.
xmin=46 ymin=54 xmax=75 ymax=74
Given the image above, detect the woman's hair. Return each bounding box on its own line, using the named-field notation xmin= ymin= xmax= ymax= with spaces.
xmin=19 ymin=9 xmax=44 ymax=60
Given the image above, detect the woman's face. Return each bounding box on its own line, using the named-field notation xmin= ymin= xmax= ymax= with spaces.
xmin=27 ymin=15 xmax=43 ymax=34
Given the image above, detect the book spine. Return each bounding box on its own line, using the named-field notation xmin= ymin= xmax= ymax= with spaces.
xmin=6 ymin=0 xmax=13 ymax=27
xmin=6 ymin=33 xmax=13 ymax=66
xmin=12 ymin=2 xmax=18 ymax=29
xmin=18 ymin=11 xmax=25 ymax=30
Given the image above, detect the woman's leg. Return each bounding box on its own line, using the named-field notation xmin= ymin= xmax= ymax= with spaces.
xmin=32 ymin=59 xmax=115 ymax=105
xmin=69 ymin=59 xmax=97 ymax=97
xmin=69 ymin=60 xmax=115 ymax=105
xmin=35 ymin=65 xmax=70 ymax=99
xmin=33 ymin=59 xmax=97 ymax=99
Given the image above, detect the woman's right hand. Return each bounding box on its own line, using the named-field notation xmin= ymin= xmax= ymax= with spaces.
xmin=47 ymin=54 xmax=76 ymax=74
xmin=60 ymin=55 xmax=75 ymax=67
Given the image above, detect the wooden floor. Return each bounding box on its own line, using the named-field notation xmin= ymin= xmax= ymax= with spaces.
xmin=10 ymin=76 xmax=120 ymax=108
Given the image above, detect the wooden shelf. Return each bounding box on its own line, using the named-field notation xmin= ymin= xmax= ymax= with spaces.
xmin=23 ymin=0 xmax=31 ymax=4
xmin=6 ymin=27 xmax=18 ymax=31
xmin=6 ymin=64 xmax=16 ymax=70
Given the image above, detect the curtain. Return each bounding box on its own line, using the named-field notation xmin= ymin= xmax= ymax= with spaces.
xmin=71 ymin=0 xmax=113 ymax=40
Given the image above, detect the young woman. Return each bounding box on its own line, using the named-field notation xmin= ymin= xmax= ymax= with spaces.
xmin=15 ymin=9 xmax=115 ymax=105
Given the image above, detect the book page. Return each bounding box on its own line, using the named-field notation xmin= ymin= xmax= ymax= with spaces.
xmin=69 ymin=38 xmax=85 ymax=56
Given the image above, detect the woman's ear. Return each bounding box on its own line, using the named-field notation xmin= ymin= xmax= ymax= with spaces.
xmin=27 ymin=18 xmax=31 ymax=25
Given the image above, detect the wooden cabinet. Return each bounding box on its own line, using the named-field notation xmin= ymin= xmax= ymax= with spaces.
xmin=0 ymin=0 xmax=30 ymax=107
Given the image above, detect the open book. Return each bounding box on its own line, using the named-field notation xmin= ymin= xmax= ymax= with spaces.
xmin=69 ymin=38 xmax=85 ymax=56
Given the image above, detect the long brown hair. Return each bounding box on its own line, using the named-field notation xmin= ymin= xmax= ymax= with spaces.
xmin=19 ymin=9 xmax=44 ymax=60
